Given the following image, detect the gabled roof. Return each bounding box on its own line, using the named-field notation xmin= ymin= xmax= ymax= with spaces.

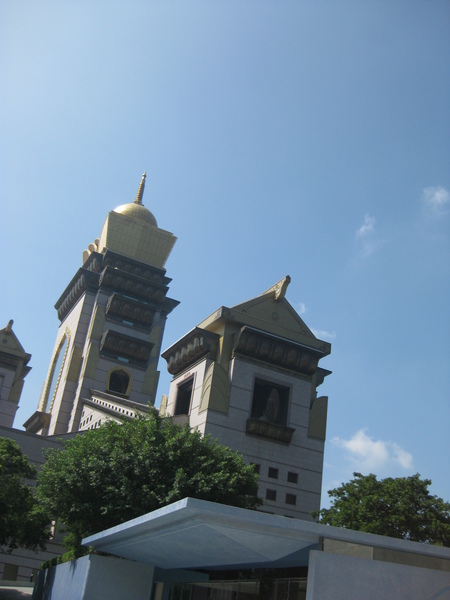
xmin=0 ymin=320 xmax=31 ymax=362
xmin=199 ymin=276 xmax=331 ymax=356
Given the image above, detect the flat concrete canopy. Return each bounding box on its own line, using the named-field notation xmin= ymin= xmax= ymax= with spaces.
xmin=83 ymin=498 xmax=320 ymax=570
xmin=83 ymin=498 xmax=450 ymax=572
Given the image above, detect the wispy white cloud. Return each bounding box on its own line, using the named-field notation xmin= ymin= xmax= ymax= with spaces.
xmin=356 ymin=214 xmax=376 ymax=238
xmin=297 ymin=302 xmax=306 ymax=315
xmin=331 ymin=429 xmax=413 ymax=473
xmin=354 ymin=214 xmax=385 ymax=257
xmin=422 ymin=186 xmax=450 ymax=216
xmin=311 ymin=328 xmax=336 ymax=341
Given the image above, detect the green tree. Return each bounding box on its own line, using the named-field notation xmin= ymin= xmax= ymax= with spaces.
xmin=37 ymin=410 xmax=261 ymax=549
xmin=0 ymin=437 xmax=50 ymax=552
xmin=314 ymin=472 xmax=450 ymax=546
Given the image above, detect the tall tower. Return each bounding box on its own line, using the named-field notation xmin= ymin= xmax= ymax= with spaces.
xmin=24 ymin=174 xmax=178 ymax=436
xmin=161 ymin=276 xmax=331 ymax=520
xmin=0 ymin=320 xmax=31 ymax=428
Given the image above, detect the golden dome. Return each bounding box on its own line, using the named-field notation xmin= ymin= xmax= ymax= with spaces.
xmin=112 ymin=172 xmax=157 ymax=227
xmin=113 ymin=202 xmax=157 ymax=226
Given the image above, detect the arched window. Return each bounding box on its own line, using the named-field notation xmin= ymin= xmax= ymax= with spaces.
xmin=107 ymin=369 xmax=131 ymax=395
xmin=40 ymin=329 xmax=71 ymax=413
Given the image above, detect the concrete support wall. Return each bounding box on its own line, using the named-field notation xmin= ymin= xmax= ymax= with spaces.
xmin=32 ymin=556 xmax=209 ymax=600
xmin=33 ymin=555 xmax=156 ymax=600
xmin=306 ymin=550 xmax=450 ymax=600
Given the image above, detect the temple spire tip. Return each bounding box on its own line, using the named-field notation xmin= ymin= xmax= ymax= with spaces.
xmin=134 ymin=172 xmax=147 ymax=205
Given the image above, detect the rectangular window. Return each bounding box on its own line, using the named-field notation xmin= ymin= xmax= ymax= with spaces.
xmin=250 ymin=380 xmax=289 ymax=426
xmin=266 ymin=489 xmax=277 ymax=501
xmin=285 ymin=493 xmax=297 ymax=506
xmin=2 ymin=564 xmax=18 ymax=581
xmin=287 ymin=471 xmax=298 ymax=484
xmin=174 ymin=378 xmax=193 ymax=416
xmin=251 ymin=463 xmax=260 ymax=475
xmin=268 ymin=467 xmax=279 ymax=479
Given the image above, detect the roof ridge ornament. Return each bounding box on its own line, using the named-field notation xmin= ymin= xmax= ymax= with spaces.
xmin=274 ymin=275 xmax=291 ymax=301
xmin=134 ymin=172 xmax=146 ymax=205
xmin=262 ymin=276 xmax=291 ymax=301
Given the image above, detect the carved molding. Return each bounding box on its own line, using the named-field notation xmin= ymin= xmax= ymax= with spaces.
xmin=23 ymin=411 xmax=51 ymax=435
xmin=102 ymin=251 xmax=168 ymax=284
xmin=246 ymin=418 xmax=295 ymax=444
xmin=56 ymin=251 xmax=178 ymax=322
xmin=56 ymin=270 xmax=100 ymax=321
xmin=82 ymin=251 xmax=103 ymax=273
xmin=99 ymin=330 xmax=154 ymax=366
xmin=0 ymin=354 xmax=31 ymax=374
xmin=106 ymin=293 xmax=156 ymax=327
xmin=316 ymin=367 xmax=332 ymax=388
xmin=99 ymin=266 xmax=168 ymax=305
xmin=233 ymin=327 xmax=323 ymax=376
xmin=162 ymin=328 xmax=219 ymax=375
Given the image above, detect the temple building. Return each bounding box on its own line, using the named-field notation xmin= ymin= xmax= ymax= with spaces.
xmin=2 ymin=175 xmax=450 ymax=598
xmin=23 ymin=173 xmax=178 ymax=437
xmin=1 ymin=173 xmax=336 ymax=583
xmin=0 ymin=320 xmax=32 ymax=429
xmin=160 ymin=275 xmax=331 ymax=520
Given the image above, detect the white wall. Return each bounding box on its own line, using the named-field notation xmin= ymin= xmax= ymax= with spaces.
xmin=306 ymin=550 xmax=450 ymax=600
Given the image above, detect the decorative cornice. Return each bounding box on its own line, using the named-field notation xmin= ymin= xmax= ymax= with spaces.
xmin=56 ymin=249 xmax=178 ymax=322
xmin=161 ymin=296 xmax=181 ymax=317
xmin=55 ymin=270 xmax=100 ymax=321
xmin=82 ymin=251 xmax=104 ymax=273
xmin=162 ymin=328 xmax=220 ymax=376
xmin=316 ymin=367 xmax=332 ymax=387
xmin=233 ymin=326 xmax=325 ymax=376
xmin=99 ymin=330 xmax=154 ymax=366
xmin=99 ymin=266 xmax=168 ymax=305
xmin=23 ymin=411 xmax=51 ymax=434
xmin=105 ymin=293 xmax=156 ymax=328
xmin=102 ymin=251 xmax=169 ymax=284
xmin=246 ymin=418 xmax=295 ymax=444
xmin=0 ymin=354 xmax=31 ymax=373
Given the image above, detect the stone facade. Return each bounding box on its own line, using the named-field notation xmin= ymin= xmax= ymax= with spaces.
xmin=24 ymin=174 xmax=178 ymax=436
xmin=161 ymin=276 xmax=331 ymax=519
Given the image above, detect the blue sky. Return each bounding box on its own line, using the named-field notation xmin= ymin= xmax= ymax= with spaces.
xmin=2 ymin=1 xmax=449 ymax=507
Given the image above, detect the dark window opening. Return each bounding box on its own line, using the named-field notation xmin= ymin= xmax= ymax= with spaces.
xmin=286 ymin=493 xmax=297 ymax=505
xmin=268 ymin=467 xmax=279 ymax=479
xmin=108 ymin=369 xmax=130 ymax=395
xmin=174 ymin=379 xmax=193 ymax=416
xmin=266 ymin=489 xmax=277 ymax=501
xmin=287 ymin=471 xmax=298 ymax=484
xmin=251 ymin=380 xmax=289 ymax=426
xmin=251 ymin=463 xmax=261 ymax=475
xmin=3 ymin=564 xmax=18 ymax=581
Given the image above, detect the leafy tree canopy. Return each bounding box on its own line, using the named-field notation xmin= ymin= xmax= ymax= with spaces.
xmin=37 ymin=410 xmax=261 ymax=549
xmin=314 ymin=472 xmax=450 ymax=546
xmin=0 ymin=437 xmax=50 ymax=552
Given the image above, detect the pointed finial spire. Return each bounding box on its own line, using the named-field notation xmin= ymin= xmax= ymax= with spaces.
xmin=134 ymin=172 xmax=147 ymax=205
